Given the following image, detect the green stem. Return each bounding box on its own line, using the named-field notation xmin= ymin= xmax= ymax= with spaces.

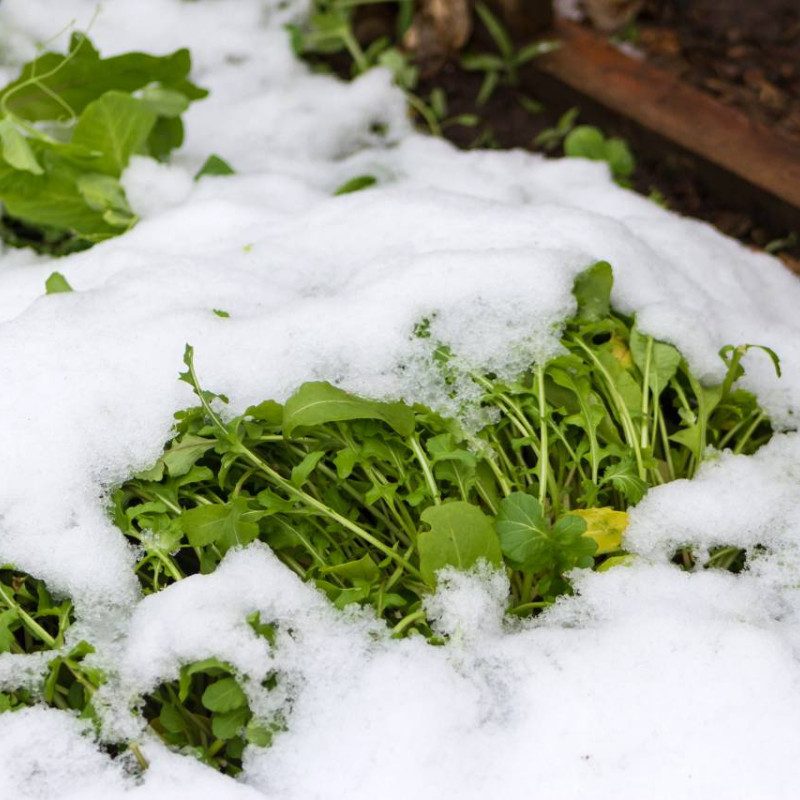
xmin=405 ymin=92 xmax=443 ymax=136
xmin=536 ymin=365 xmax=549 ymax=507
xmin=571 ymin=336 xmax=645 ymax=480
xmin=640 ymin=336 xmax=653 ymax=451
xmin=0 ymin=583 xmax=56 ymax=648
xmin=391 ymin=608 xmax=426 ymax=636
xmin=733 ymin=411 xmax=765 ymax=455
xmin=238 ymin=444 xmax=423 ymax=579
xmin=408 ymin=435 xmax=441 ymax=505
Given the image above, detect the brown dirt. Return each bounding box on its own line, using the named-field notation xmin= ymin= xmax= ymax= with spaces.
xmin=637 ymin=0 xmax=800 ymax=147
xmin=345 ymin=1 xmax=800 ymax=265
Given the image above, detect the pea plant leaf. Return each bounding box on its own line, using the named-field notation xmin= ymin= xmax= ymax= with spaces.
xmin=0 ymin=118 xmax=42 ymax=174
xmin=0 ymin=154 xmax=119 ymax=238
xmin=283 ymin=381 xmax=414 ymax=437
xmin=417 ymin=501 xmax=502 ymax=587
xmin=72 ymin=91 xmax=157 ymax=176
xmin=0 ymin=33 xmax=206 ymax=122
xmin=0 ymin=33 xmax=206 ymax=252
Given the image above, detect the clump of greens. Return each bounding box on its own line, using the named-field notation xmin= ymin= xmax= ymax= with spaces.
xmin=0 ymin=32 xmax=206 ymax=254
xmin=143 ymin=616 xmax=282 ymax=776
xmin=0 ymin=263 xmax=778 ymax=776
xmin=112 ymin=262 xmax=775 ymax=631
xmin=0 ymin=567 xmax=102 ymax=719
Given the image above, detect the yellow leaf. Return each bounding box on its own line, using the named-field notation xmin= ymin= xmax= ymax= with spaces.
xmin=572 ymin=507 xmax=628 ymax=555
xmin=610 ymin=334 xmax=633 ymax=368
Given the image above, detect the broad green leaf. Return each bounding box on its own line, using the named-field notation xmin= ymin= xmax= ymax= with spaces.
xmin=161 ymin=434 xmax=215 ymax=477
xmin=572 ymin=261 xmax=613 ymax=321
xmin=0 ymin=33 xmax=207 ymax=122
xmin=334 ymin=174 xmax=376 ymax=196
xmin=72 ymin=91 xmax=157 ymax=177
xmin=564 ymin=126 xmax=635 ymax=182
xmin=183 ymin=657 xmax=232 ymax=678
xmin=139 ymin=85 xmax=189 ymax=117
xmin=246 ymin=721 xmax=275 ymax=747
xmin=0 ymin=609 xmax=17 ymax=653
xmin=417 ymin=501 xmax=502 ymax=587
xmin=159 ymin=703 xmax=186 ymax=734
xmin=571 ymin=507 xmax=628 ymax=555
xmin=564 ymin=126 xmax=607 ymax=160
xmin=245 ymin=399 xmax=283 ymax=425
xmin=604 ymin=137 xmax=635 ymax=180
xmin=0 ymin=118 xmax=42 ymax=174
xmin=212 ymin=706 xmax=250 ymax=740
xmin=629 ymin=328 xmax=681 ymax=396
xmin=201 ymin=677 xmax=247 ymax=713
xmin=602 ymin=458 xmax=647 ymax=504
xmin=495 ymin=492 xmax=547 ymax=567
xmin=45 ymin=271 xmax=73 ymax=294
xmin=283 ymin=381 xmax=414 ymax=437
xmin=76 ymin=173 xmax=133 ymax=228
xmin=194 ymin=154 xmax=235 ymax=180
xmin=147 ymin=116 xmax=184 ymax=161
xmin=0 ymin=152 xmax=118 ymax=238
xmin=322 ymin=554 xmax=380 ymax=583
xmin=179 ymin=498 xmax=259 ymax=548
xmin=496 ymin=492 xmax=595 ymax=573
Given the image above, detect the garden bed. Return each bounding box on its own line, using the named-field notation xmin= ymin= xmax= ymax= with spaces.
xmin=1 ymin=1 xmax=800 ymax=799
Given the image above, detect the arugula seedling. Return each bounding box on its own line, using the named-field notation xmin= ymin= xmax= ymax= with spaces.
xmin=460 ymin=2 xmax=559 ymax=105
xmin=564 ymin=125 xmax=636 ymax=185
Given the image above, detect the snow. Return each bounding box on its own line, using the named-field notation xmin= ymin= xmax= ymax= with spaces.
xmin=1 ymin=0 xmax=800 ymax=798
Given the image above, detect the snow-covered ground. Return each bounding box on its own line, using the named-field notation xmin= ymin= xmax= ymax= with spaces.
xmin=2 ymin=1 xmax=800 ymax=798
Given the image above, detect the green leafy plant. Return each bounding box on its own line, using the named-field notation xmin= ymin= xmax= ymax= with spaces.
xmin=564 ymin=125 xmax=636 ymax=185
xmin=0 ymin=568 xmax=106 ymax=729
xmin=0 ymin=32 xmax=206 ymax=254
xmin=2 ymin=262 xmax=778 ymax=777
xmin=460 ymin=2 xmax=558 ymax=105
xmin=143 ymin=622 xmax=282 ymax=776
xmin=111 ymin=261 xmax=775 ymax=634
